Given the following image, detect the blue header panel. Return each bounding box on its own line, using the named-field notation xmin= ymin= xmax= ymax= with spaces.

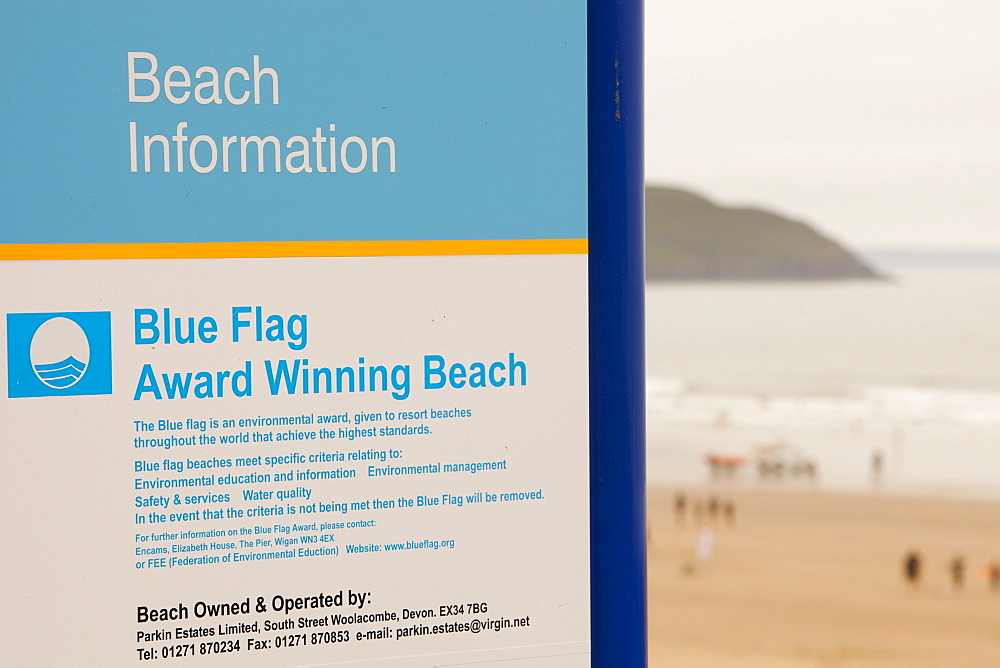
xmin=0 ymin=1 xmax=586 ymax=244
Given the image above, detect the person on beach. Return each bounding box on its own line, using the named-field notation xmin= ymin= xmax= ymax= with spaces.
xmin=871 ymin=450 xmax=883 ymax=484
xmin=674 ymin=492 xmax=687 ymax=524
xmin=692 ymin=499 xmax=704 ymax=524
xmin=696 ymin=526 xmax=715 ymax=565
xmin=707 ymin=496 xmax=719 ymax=520
xmin=988 ymin=562 xmax=1000 ymax=593
xmin=903 ymin=551 xmax=921 ymax=589
xmin=723 ymin=500 xmax=735 ymax=525
xmin=950 ymin=555 xmax=964 ymax=592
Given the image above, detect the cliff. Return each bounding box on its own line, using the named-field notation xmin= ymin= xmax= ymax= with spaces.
xmin=645 ymin=186 xmax=883 ymax=281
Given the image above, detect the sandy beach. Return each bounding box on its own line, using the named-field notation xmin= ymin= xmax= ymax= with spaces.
xmin=647 ymin=486 xmax=1000 ymax=667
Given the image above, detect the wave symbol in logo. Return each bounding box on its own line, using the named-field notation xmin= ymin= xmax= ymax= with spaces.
xmin=29 ymin=316 xmax=91 ymax=389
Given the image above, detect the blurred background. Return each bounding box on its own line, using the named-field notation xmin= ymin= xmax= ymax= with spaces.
xmin=643 ymin=2 xmax=1000 ymax=666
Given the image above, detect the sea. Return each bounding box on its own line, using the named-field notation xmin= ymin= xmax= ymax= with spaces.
xmin=645 ymin=255 xmax=1000 ymax=500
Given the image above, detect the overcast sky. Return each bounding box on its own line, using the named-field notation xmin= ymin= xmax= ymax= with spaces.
xmin=645 ymin=1 xmax=1000 ymax=251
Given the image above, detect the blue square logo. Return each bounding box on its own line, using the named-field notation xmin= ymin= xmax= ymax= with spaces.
xmin=7 ymin=312 xmax=112 ymax=398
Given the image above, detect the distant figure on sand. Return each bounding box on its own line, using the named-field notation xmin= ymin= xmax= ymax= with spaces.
xmin=707 ymin=496 xmax=719 ymax=520
xmin=697 ymin=527 xmax=715 ymax=565
xmin=674 ymin=492 xmax=687 ymax=524
xmin=723 ymin=500 xmax=736 ymax=525
xmin=988 ymin=562 xmax=1000 ymax=593
xmin=871 ymin=450 xmax=883 ymax=484
xmin=950 ymin=555 xmax=964 ymax=591
xmin=903 ymin=551 xmax=921 ymax=589
xmin=692 ymin=499 xmax=704 ymax=524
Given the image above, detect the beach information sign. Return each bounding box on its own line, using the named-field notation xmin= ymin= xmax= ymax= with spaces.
xmin=0 ymin=2 xmax=605 ymax=665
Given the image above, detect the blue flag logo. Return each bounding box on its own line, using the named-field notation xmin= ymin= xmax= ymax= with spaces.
xmin=7 ymin=312 xmax=112 ymax=398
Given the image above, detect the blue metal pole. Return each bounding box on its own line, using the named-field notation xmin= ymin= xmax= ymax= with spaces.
xmin=589 ymin=0 xmax=646 ymax=665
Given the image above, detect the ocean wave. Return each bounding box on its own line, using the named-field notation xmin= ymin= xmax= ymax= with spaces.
xmin=647 ymin=377 xmax=1000 ymax=428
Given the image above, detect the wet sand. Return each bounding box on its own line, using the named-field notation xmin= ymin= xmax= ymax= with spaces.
xmin=648 ymin=486 xmax=1000 ymax=667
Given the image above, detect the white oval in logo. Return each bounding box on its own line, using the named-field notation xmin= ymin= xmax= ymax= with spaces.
xmin=30 ymin=317 xmax=91 ymax=389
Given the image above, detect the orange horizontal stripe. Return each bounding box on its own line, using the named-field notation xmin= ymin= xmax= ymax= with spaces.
xmin=0 ymin=239 xmax=587 ymax=261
